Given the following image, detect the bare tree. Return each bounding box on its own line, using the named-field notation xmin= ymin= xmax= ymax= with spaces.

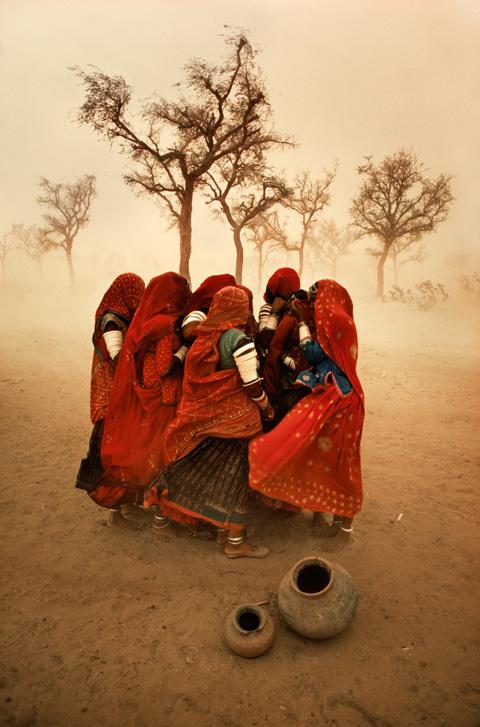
xmin=204 ymin=156 xmax=290 ymax=282
xmin=0 ymin=230 xmax=15 ymax=286
xmin=350 ymin=149 xmax=453 ymax=298
xmin=72 ymin=35 xmax=288 ymax=282
xmin=246 ymin=210 xmax=288 ymax=293
xmin=276 ymin=169 xmax=337 ymax=277
xmin=36 ymin=175 xmax=96 ymax=286
xmin=11 ymin=224 xmax=48 ymax=277
xmin=308 ymin=219 xmax=356 ymax=278
xmin=390 ymin=236 xmax=427 ymax=286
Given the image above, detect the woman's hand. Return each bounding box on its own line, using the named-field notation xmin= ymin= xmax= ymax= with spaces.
xmin=289 ymin=299 xmax=305 ymax=321
xmin=260 ymin=402 xmax=275 ymax=421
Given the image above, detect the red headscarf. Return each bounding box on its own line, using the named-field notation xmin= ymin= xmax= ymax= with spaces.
xmin=249 ymin=280 xmax=364 ymax=518
xmin=89 ymin=273 xmax=145 ymax=424
xmin=99 ymin=272 xmax=190 ymax=491
xmin=264 ymin=267 xmax=300 ymax=302
xmin=162 ymin=286 xmax=262 ymax=463
xmin=186 ymin=273 xmax=236 ymax=314
xmin=313 ymin=279 xmax=364 ymax=404
xmin=93 ymin=273 xmax=145 ymax=359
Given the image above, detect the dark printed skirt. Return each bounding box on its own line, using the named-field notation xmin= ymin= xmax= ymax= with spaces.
xmin=158 ymin=437 xmax=250 ymax=528
xmin=75 ymin=419 xmax=105 ymax=491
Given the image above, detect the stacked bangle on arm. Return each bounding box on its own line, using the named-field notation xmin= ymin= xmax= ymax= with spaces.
xmin=251 ymin=390 xmax=269 ymax=410
xmin=232 ymin=341 xmax=261 ymax=387
xmin=298 ymin=322 xmax=312 ymax=343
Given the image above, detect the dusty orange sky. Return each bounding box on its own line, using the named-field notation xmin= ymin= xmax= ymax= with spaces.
xmin=1 ymin=0 xmax=479 ymax=290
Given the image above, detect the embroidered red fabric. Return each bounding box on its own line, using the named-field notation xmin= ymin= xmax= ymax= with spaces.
xmin=90 ymin=273 xmax=145 ymax=424
xmin=249 ymin=280 xmax=365 ymax=518
xmin=89 ymin=272 xmax=190 ymax=507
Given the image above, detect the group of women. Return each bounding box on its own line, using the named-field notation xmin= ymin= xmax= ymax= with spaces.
xmin=76 ymin=267 xmax=365 ymax=559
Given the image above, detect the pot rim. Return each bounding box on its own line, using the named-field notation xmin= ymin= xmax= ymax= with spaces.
xmin=232 ymin=604 xmax=266 ymax=634
xmin=290 ymin=556 xmax=334 ymax=597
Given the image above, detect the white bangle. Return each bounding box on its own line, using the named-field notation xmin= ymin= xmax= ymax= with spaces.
xmin=173 ymin=345 xmax=188 ymax=363
xmin=282 ymin=354 xmax=296 ymax=371
xmin=298 ymin=322 xmax=311 ymax=342
xmin=265 ymin=313 xmax=279 ymax=331
xmin=103 ymin=330 xmax=123 ymax=359
xmin=233 ymin=342 xmax=260 ymax=386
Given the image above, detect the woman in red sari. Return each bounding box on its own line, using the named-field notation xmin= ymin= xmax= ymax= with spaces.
xmin=88 ymin=272 xmax=191 ymax=521
xmin=75 ymin=273 xmax=145 ymax=493
xmin=148 ymin=286 xmax=272 ymax=558
xmin=181 ymin=273 xmax=236 ymax=342
xmin=249 ymin=279 xmax=365 ymax=536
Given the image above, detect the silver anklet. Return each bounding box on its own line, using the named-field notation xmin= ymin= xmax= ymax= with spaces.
xmin=226 ymin=535 xmax=244 ymax=546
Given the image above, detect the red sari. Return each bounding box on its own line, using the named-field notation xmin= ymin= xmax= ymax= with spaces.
xmin=90 ymin=273 xmax=145 ymax=424
xmin=163 ymin=286 xmax=262 ymax=464
xmin=249 ymin=280 xmax=365 ymax=518
xmin=149 ymin=286 xmax=262 ymax=526
xmin=89 ymin=272 xmax=190 ymax=508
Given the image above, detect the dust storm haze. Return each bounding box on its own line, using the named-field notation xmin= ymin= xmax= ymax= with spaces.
xmin=1 ymin=2 xmax=479 ymax=726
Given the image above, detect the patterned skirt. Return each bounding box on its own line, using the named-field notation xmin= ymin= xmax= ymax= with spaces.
xmin=157 ymin=437 xmax=249 ymax=528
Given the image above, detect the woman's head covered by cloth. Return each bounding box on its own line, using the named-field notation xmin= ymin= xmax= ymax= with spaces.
xmin=95 ymin=273 xmax=146 ymax=323
xmin=129 ymin=272 xmax=190 ymax=353
xmin=311 ymin=279 xmax=363 ymax=401
xmin=187 ymin=274 xmax=237 ymax=314
xmin=264 ymin=268 xmax=301 ymax=304
xmin=196 ymin=285 xmax=250 ymax=338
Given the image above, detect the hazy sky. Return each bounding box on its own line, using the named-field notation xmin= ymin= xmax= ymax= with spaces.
xmin=1 ymin=0 xmax=479 ymax=289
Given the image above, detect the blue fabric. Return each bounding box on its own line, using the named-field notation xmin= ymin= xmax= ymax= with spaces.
xmin=296 ymin=339 xmax=352 ymax=395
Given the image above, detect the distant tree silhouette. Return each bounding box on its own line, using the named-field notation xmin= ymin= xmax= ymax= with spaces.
xmin=204 ymin=159 xmax=290 ymax=282
xmin=73 ymin=35 xmax=288 ymax=282
xmin=278 ymin=169 xmax=336 ymax=277
xmin=351 ymin=150 xmax=453 ymax=298
xmin=37 ymin=175 xmax=96 ymax=286
xmin=0 ymin=230 xmax=15 ymax=286
xmin=11 ymin=224 xmax=48 ymax=277
xmin=246 ymin=210 xmax=288 ymax=294
xmin=308 ymin=219 xmax=356 ymax=278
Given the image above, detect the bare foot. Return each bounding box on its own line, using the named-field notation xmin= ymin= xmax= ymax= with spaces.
xmin=312 ymin=521 xmax=341 ymax=539
xmin=224 ymin=540 xmax=269 ymax=559
xmin=312 ymin=512 xmax=331 ymax=529
xmin=106 ymin=509 xmax=136 ymax=529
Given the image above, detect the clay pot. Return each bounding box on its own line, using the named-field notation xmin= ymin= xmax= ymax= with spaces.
xmin=277 ymin=556 xmax=357 ymax=639
xmin=224 ymin=604 xmax=275 ymax=658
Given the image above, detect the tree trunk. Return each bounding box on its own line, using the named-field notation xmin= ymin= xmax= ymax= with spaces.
xmin=298 ymin=243 xmax=304 ymax=279
xmin=376 ymin=243 xmax=390 ymax=299
xmin=392 ymin=252 xmax=399 ymax=286
xmin=66 ymin=245 xmax=75 ymax=286
xmin=257 ymin=244 xmax=263 ymax=296
xmin=178 ymin=185 xmax=193 ymax=284
xmin=233 ymin=227 xmax=244 ymax=284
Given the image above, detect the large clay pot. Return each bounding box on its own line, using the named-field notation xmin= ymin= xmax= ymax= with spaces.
xmin=224 ymin=604 xmax=275 ymax=658
xmin=277 ymin=556 xmax=357 ymax=639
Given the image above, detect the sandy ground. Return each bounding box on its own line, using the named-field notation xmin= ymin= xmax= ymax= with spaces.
xmin=1 ymin=292 xmax=479 ymax=727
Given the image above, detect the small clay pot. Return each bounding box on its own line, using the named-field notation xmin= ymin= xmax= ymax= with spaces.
xmin=277 ymin=556 xmax=357 ymax=639
xmin=224 ymin=604 xmax=275 ymax=658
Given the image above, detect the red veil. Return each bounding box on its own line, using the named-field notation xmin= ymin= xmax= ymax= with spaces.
xmin=91 ymin=272 xmax=190 ymax=507
xmin=90 ymin=273 xmax=145 ymax=424
xmin=249 ymin=280 xmax=365 ymax=518
xmin=186 ymin=274 xmax=236 ymax=313
xmin=162 ymin=286 xmax=262 ymax=464
xmin=264 ymin=267 xmax=300 ymax=302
